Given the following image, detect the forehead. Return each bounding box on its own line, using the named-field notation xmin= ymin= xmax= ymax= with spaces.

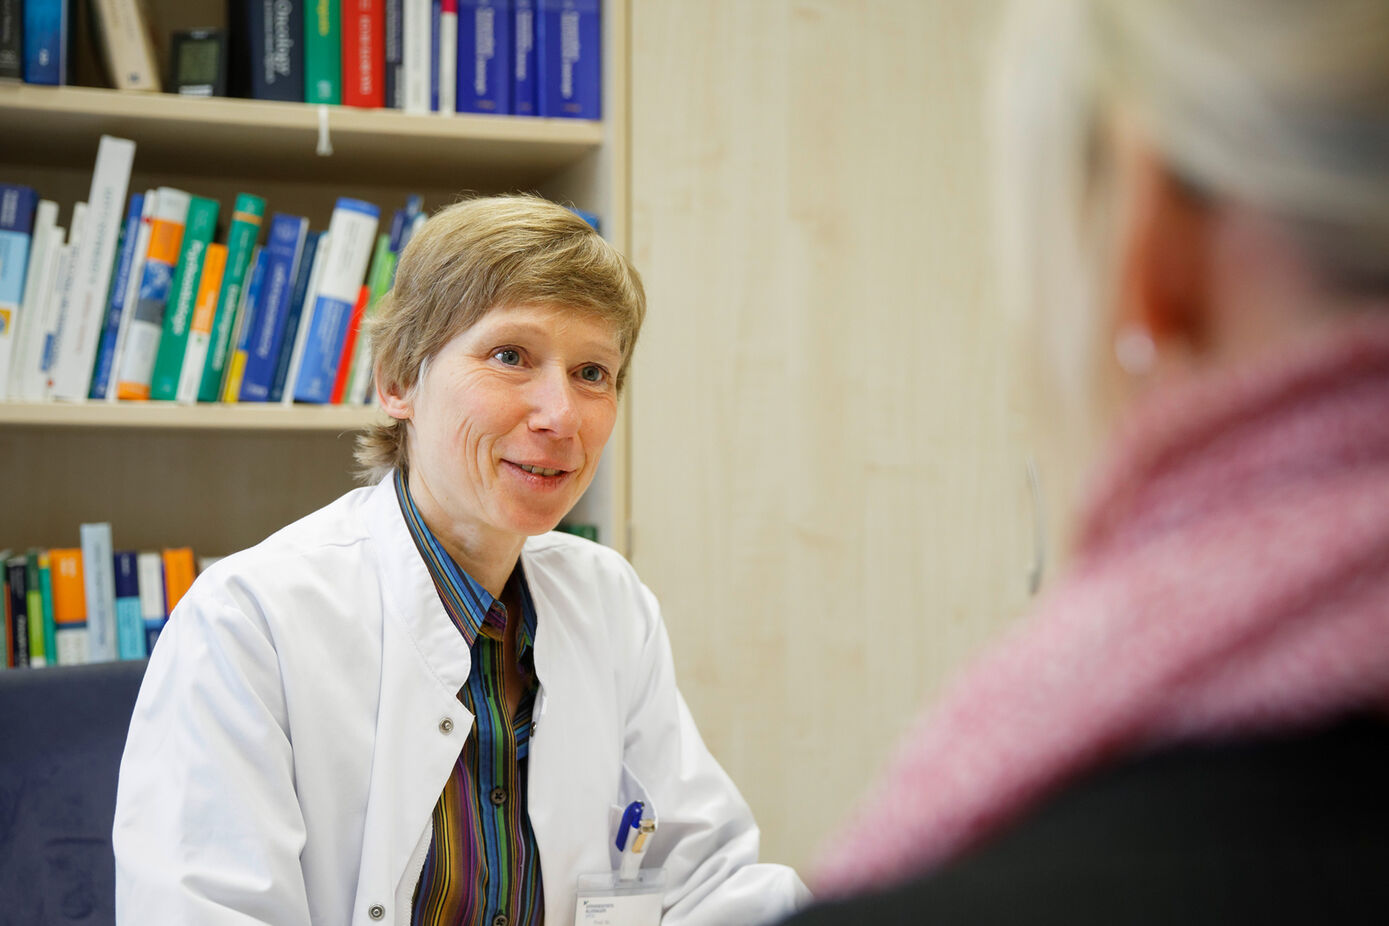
xmin=457 ymin=302 xmax=621 ymax=352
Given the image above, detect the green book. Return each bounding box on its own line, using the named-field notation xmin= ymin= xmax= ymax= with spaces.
xmin=37 ymin=551 xmax=57 ymax=664
xmin=25 ymin=550 xmax=45 ymax=667
xmin=149 ymin=195 xmax=220 ymax=400
xmin=305 ymin=0 xmax=342 ymax=104
xmin=199 ymin=194 xmax=266 ymax=402
xmin=341 ymin=233 xmax=395 ymax=402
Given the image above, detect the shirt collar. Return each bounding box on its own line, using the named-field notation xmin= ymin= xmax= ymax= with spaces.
xmin=394 ymin=468 xmax=538 ymax=655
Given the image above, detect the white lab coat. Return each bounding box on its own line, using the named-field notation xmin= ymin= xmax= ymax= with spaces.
xmin=113 ymin=474 xmax=808 ymax=926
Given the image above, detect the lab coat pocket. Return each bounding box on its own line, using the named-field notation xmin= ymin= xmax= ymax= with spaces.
xmin=608 ymin=763 xmax=702 ymax=873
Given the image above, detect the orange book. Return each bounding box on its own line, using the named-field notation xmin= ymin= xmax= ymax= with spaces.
xmin=161 ymin=547 xmax=197 ymax=615
xmin=174 ymin=242 xmax=229 ymax=402
xmin=49 ymin=548 xmax=89 ymax=665
xmin=115 ymin=190 xmax=191 ymax=400
xmin=329 ymin=284 xmax=370 ymax=404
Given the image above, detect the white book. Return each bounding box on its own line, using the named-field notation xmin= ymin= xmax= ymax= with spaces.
xmin=91 ymin=0 xmax=161 ymax=91
xmin=281 ymin=232 xmax=331 ymax=406
xmin=79 ymin=521 xmax=119 ymax=662
xmin=403 ymin=0 xmax=431 ymax=114
xmin=105 ymin=189 xmax=157 ymax=401
xmin=51 ymin=135 xmax=137 ymax=401
xmin=13 ymin=223 xmax=66 ymax=401
xmin=136 ymin=550 xmax=165 ymax=636
xmin=115 ymin=186 xmax=190 ymax=400
xmin=40 ymin=203 xmax=88 ymax=398
xmin=438 ymin=3 xmax=458 ymax=114
xmin=4 ymin=200 xmax=59 ymax=400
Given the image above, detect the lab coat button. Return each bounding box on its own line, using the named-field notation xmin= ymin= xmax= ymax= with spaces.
xmin=368 ymin=904 xmax=385 ymax=920
xmin=439 ymin=717 xmax=454 ymax=734
xmin=490 ymin=787 xmax=507 ymax=806
xmin=492 ymin=915 xmax=509 ymax=926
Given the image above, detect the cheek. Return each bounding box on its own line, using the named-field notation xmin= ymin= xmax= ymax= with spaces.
xmin=582 ymin=400 xmax=619 ymax=448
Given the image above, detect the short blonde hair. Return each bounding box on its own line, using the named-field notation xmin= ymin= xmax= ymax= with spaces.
xmin=355 ymin=194 xmax=646 ymax=482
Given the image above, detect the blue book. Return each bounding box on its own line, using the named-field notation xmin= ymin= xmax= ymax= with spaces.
xmin=384 ymin=0 xmax=403 ymax=107
xmin=430 ymin=0 xmax=441 ymax=111
xmin=22 ymin=0 xmax=66 ymax=85
xmin=268 ymin=229 xmax=322 ymax=403
xmin=292 ymin=198 xmax=380 ymax=404
xmin=238 ymin=213 xmax=308 ymax=402
xmin=88 ymin=192 xmax=145 ymax=400
xmin=231 ymin=0 xmax=305 ymax=101
xmin=458 ymin=0 xmax=511 ymax=113
xmin=512 ymin=0 xmax=537 ymax=115
xmin=537 ymin=0 xmax=599 ymax=119
xmin=113 ymin=551 xmax=147 ymax=660
xmin=0 ymin=184 xmax=37 ymax=392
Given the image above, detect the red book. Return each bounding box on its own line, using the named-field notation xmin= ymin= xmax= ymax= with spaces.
xmin=341 ymin=0 xmax=386 ymax=108
xmin=330 ymin=285 xmax=371 ymax=404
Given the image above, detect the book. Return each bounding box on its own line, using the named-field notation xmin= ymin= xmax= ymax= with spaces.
xmin=135 ymin=551 xmax=165 ymax=652
xmin=50 ymin=134 xmax=137 ymax=400
xmin=24 ymin=550 xmax=46 ymax=667
xmin=199 ymin=193 xmax=266 ymax=403
xmin=278 ymin=232 xmax=329 ymax=404
xmin=342 ymin=231 xmax=395 ymax=403
xmin=221 ymin=247 xmax=268 ymax=402
xmin=6 ymin=555 xmax=29 ymax=667
xmin=174 ymin=241 xmax=228 ymax=403
xmin=537 ymin=0 xmax=599 ymax=119
xmin=306 ymin=0 xmax=341 ymax=103
xmin=383 ymin=0 xmax=403 ymax=106
xmin=161 ymin=547 xmax=196 ymax=617
xmin=49 ymin=547 xmax=87 ymax=665
xmin=5 ymin=198 xmax=57 ymax=399
xmin=512 ymin=0 xmax=537 ymax=115
xmin=238 ymin=213 xmax=308 ymax=401
xmin=36 ymin=550 xmax=57 ymax=665
xmin=0 ymin=183 xmax=38 ymax=398
xmin=291 ymin=198 xmax=379 ymax=403
xmin=103 ymin=190 xmax=155 ymax=400
xmin=267 ymin=229 xmax=323 ymax=402
xmin=112 ymin=550 xmax=147 ymax=659
xmin=402 ymin=0 xmax=430 ymax=112
xmin=22 ymin=0 xmax=67 ymax=85
xmin=88 ymin=191 xmax=144 ymax=399
xmin=429 ymin=0 xmax=439 ymax=110
xmin=342 ymin=0 xmax=386 ymax=107
xmin=35 ymin=208 xmax=81 ymax=399
xmin=149 ymin=194 xmax=220 ymax=400
xmin=0 ymin=0 xmax=21 ymax=80
xmin=230 ymin=0 xmax=305 ymax=101
xmin=115 ymin=187 xmax=191 ymax=401
xmin=91 ymin=0 xmax=161 ymax=91
xmin=329 ymin=284 xmax=369 ymax=403
xmin=79 ymin=522 xmax=119 ymax=662
xmin=437 ymin=0 xmax=456 ymax=113
xmin=457 ymin=0 xmax=510 ymax=114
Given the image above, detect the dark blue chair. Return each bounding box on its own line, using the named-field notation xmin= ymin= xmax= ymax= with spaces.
xmin=0 ymin=660 xmax=147 ymax=925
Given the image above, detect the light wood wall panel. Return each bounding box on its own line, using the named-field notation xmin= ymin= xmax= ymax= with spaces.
xmin=628 ymin=0 xmax=1034 ymax=874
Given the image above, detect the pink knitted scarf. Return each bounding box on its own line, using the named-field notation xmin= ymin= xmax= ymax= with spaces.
xmin=813 ymin=317 xmax=1389 ymax=897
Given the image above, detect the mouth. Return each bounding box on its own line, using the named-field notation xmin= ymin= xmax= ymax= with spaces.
xmin=514 ymin=462 xmax=567 ymax=477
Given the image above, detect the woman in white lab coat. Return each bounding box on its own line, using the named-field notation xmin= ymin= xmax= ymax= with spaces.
xmin=113 ymin=195 xmax=808 ymax=926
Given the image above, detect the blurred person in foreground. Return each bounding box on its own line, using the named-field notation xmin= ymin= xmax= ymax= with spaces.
xmin=114 ymin=195 xmax=807 ymax=925
xmin=786 ymin=0 xmax=1389 ymax=922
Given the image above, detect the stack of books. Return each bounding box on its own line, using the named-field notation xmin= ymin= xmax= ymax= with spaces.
xmin=0 ymin=136 xmax=425 ymax=407
xmin=0 ymin=0 xmax=601 ymax=119
xmin=1 ymin=523 xmax=204 ymax=669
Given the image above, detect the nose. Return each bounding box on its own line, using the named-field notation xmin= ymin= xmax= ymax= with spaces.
xmin=528 ymin=365 xmax=582 ymax=439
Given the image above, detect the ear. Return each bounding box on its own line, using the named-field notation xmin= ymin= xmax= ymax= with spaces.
xmin=1115 ymin=141 xmax=1212 ymax=355
xmin=376 ymin=370 xmax=413 ymax=421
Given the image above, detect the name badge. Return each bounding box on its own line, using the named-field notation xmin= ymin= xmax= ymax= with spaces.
xmin=575 ymin=870 xmax=666 ymax=926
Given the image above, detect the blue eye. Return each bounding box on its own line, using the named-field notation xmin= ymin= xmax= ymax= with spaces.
xmin=495 ymin=349 xmax=521 ymax=365
xmin=579 ymin=364 xmax=607 ymax=384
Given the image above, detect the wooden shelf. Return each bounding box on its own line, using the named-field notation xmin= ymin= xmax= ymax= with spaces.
xmin=0 ymin=400 xmax=383 ymax=432
xmin=0 ymin=84 xmax=604 ymax=191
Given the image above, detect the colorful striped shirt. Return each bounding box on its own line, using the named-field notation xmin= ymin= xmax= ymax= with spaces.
xmin=396 ymin=469 xmax=545 ymax=926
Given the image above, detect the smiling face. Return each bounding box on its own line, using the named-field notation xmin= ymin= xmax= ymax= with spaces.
xmin=380 ymin=302 xmax=622 ymax=572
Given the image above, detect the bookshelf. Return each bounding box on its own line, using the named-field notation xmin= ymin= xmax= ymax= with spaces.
xmin=0 ymin=0 xmax=630 ymax=558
